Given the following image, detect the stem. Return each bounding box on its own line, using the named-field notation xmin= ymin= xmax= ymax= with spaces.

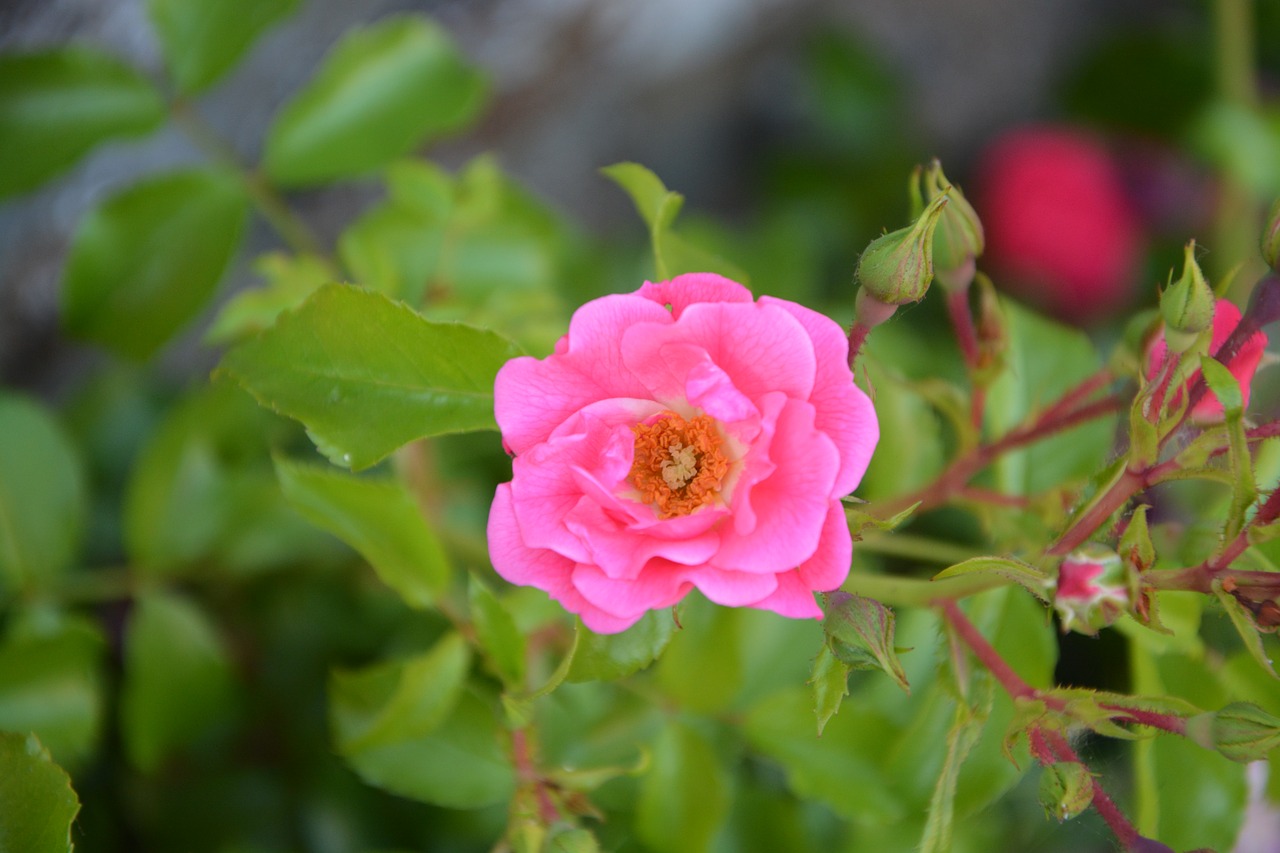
xmin=847 ymin=322 xmax=873 ymax=370
xmin=1047 ymin=467 xmax=1148 ymax=557
xmin=941 ymin=600 xmax=1036 ymax=700
xmin=854 ymin=530 xmax=981 ymax=565
xmin=170 ymin=98 xmax=334 ymax=265
xmin=842 ymin=571 xmax=1009 ymax=607
xmin=947 ymin=290 xmax=980 ymax=368
xmin=946 ymin=603 xmax=1149 ymax=849
xmin=1212 ymin=0 xmax=1264 ymax=294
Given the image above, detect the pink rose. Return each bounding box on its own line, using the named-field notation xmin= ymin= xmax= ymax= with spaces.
xmin=975 ymin=126 xmax=1143 ymax=324
xmin=486 ymin=273 xmax=878 ymax=633
xmin=1146 ymin=299 xmax=1268 ymax=423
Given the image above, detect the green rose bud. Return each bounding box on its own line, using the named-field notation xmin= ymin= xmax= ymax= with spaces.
xmin=922 ymin=159 xmax=984 ymax=293
xmin=1263 ymin=196 xmax=1280 ymax=272
xmin=1160 ymin=240 xmax=1214 ymax=354
xmin=1038 ymin=761 xmax=1094 ymax=823
xmin=854 ymin=192 xmax=950 ymax=327
xmin=1186 ymin=702 xmax=1280 ymax=763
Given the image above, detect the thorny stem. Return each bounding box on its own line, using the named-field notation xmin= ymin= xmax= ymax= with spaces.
xmin=943 ymin=602 xmax=1162 ymax=851
xmin=871 ymin=378 xmax=1122 ymax=519
xmin=1145 ymin=486 xmax=1280 ymax=595
xmin=945 ymin=289 xmax=987 ymax=430
xmin=847 ymin=321 xmax=873 ymax=370
xmin=511 ymin=729 xmax=560 ymax=825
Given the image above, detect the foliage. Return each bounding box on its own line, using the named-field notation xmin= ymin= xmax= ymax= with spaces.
xmin=3 ymin=3 xmax=1280 ymax=852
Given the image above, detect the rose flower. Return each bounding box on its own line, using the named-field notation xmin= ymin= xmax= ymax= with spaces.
xmin=487 ymin=273 xmax=878 ymax=633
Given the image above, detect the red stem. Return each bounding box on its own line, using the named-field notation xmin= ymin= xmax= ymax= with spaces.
xmin=1047 ymin=468 xmax=1148 ymax=557
xmin=947 ymin=289 xmax=980 ymax=368
xmin=1041 ymin=729 xmax=1141 ymax=849
xmin=847 ymin=322 xmax=872 ymax=370
xmin=941 ymin=601 xmax=1036 ymax=701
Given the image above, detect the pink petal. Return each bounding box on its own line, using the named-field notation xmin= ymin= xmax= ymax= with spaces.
xmin=637 ymin=273 xmax=753 ymax=318
xmin=571 ymin=561 xmax=695 ymax=620
xmin=489 ymin=486 xmax=640 ymax=634
xmin=795 ymin=502 xmax=853 ymax=591
xmin=746 ymin=570 xmax=824 ymax=619
xmin=713 ymin=398 xmax=839 ymax=573
xmin=495 ymin=294 xmax=672 ymax=454
xmin=761 ymin=296 xmax=879 ymax=497
xmin=622 ymin=301 xmax=816 ymax=407
xmin=564 ymin=500 xmax=722 ymax=580
xmin=689 ymin=566 xmax=779 ymax=606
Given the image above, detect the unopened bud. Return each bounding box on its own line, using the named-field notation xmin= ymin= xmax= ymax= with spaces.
xmin=923 ymin=159 xmax=984 ymax=293
xmin=1160 ymin=241 xmax=1214 ymax=353
xmin=1186 ymin=702 xmax=1280 ymax=763
xmin=855 ymin=193 xmax=949 ymax=309
xmin=1038 ymin=762 xmax=1093 ymax=823
xmin=1262 ymin=197 xmax=1280 ymax=272
xmin=1054 ymin=545 xmax=1129 ymax=634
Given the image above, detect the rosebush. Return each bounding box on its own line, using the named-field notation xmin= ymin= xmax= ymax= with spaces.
xmin=488 ymin=273 xmax=878 ymax=632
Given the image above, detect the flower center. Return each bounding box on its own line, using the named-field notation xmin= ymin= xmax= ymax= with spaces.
xmin=630 ymin=412 xmax=729 ymax=518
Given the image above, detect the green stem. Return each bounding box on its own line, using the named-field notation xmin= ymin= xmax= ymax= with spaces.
xmin=842 ymin=571 xmax=1008 ymax=607
xmin=169 ymin=98 xmax=334 ymax=267
xmin=1212 ymin=0 xmax=1264 ymax=291
xmin=856 ymin=531 xmax=980 ymax=565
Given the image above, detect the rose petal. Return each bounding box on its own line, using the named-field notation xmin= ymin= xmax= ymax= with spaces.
xmin=689 ymin=565 xmax=779 ymax=606
xmin=761 ymin=296 xmax=879 ymax=496
xmin=795 ymin=501 xmax=853 ymax=591
xmin=496 ymin=294 xmax=673 ymax=454
xmin=572 ymin=560 xmax=694 ymax=619
xmin=637 ymin=273 xmax=753 ymax=318
xmin=714 ymin=398 xmax=839 ymax=572
xmin=622 ymin=301 xmax=816 ymax=406
xmin=564 ymin=499 xmax=722 ymax=580
xmin=746 ymin=570 xmax=824 ymax=619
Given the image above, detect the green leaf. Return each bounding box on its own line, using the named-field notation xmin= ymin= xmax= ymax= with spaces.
xmin=986 ymin=299 xmax=1116 ymax=494
xmin=123 ymin=383 xmax=326 ymax=576
xmin=206 ymin=252 xmax=333 ymax=344
xmin=61 ymin=169 xmax=250 ymax=360
xmin=601 ymin=162 xmax=747 ymax=283
xmin=217 ymin=284 xmax=521 ymax=469
xmin=147 ymin=0 xmax=299 ymax=94
xmin=932 ymin=556 xmax=1052 ymax=603
xmin=822 ymin=592 xmax=910 ymax=693
xmin=1213 ymin=577 xmax=1278 ymax=679
xmin=275 ymin=458 xmax=451 ymax=608
xmin=567 ymin=611 xmax=676 ymax=683
xmin=331 ymin=685 xmax=514 ymax=808
xmin=263 ymin=15 xmax=486 ymax=186
xmin=0 ymin=733 xmax=80 ymax=853
xmin=0 ymin=613 xmax=104 ymax=765
xmin=809 ymin=642 xmax=851 ymax=735
xmin=331 ymin=633 xmax=470 ymax=753
xmin=469 ymin=579 xmax=526 ymax=687
xmin=0 ymin=394 xmax=85 ymax=594
xmin=0 ymin=48 xmax=164 ymax=197
xmin=655 ymin=596 xmax=742 ymax=714
xmin=919 ymin=684 xmax=990 ymax=853
xmin=121 ymin=592 xmax=239 ymax=772
xmin=636 ymin=721 xmax=729 ymax=853
xmin=744 ymin=686 xmax=905 ymax=824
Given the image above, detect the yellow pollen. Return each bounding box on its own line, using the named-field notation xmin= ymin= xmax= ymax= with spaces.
xmin=630 ymin=412 xmax=729 ymax=518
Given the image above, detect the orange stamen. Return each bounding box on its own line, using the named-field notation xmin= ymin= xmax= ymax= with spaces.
xmin=630 ymin=412 xmax=729 ymax=518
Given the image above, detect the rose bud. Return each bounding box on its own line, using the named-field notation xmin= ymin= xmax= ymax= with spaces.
xmin=1159 ymin=240 xmax=1214 ymax=354
xmin=1054 ymin=545 xmax=1129 ymax=634
xmin=1186 ymin=702 xmax=1280 ymax=763
xmin=1146 ymin=298 xmax=1267 ymax=424
xmin=919 ymin=159 xmax=984 ymax=294
xmin=854 ymin=193 xmax=950 ymax=329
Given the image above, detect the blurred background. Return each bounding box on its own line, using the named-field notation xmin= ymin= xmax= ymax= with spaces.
xmin=5 ymin=0 xmax=1279 ymax=392
xmin=4 ymin=2 xmax=1280 ymax=851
